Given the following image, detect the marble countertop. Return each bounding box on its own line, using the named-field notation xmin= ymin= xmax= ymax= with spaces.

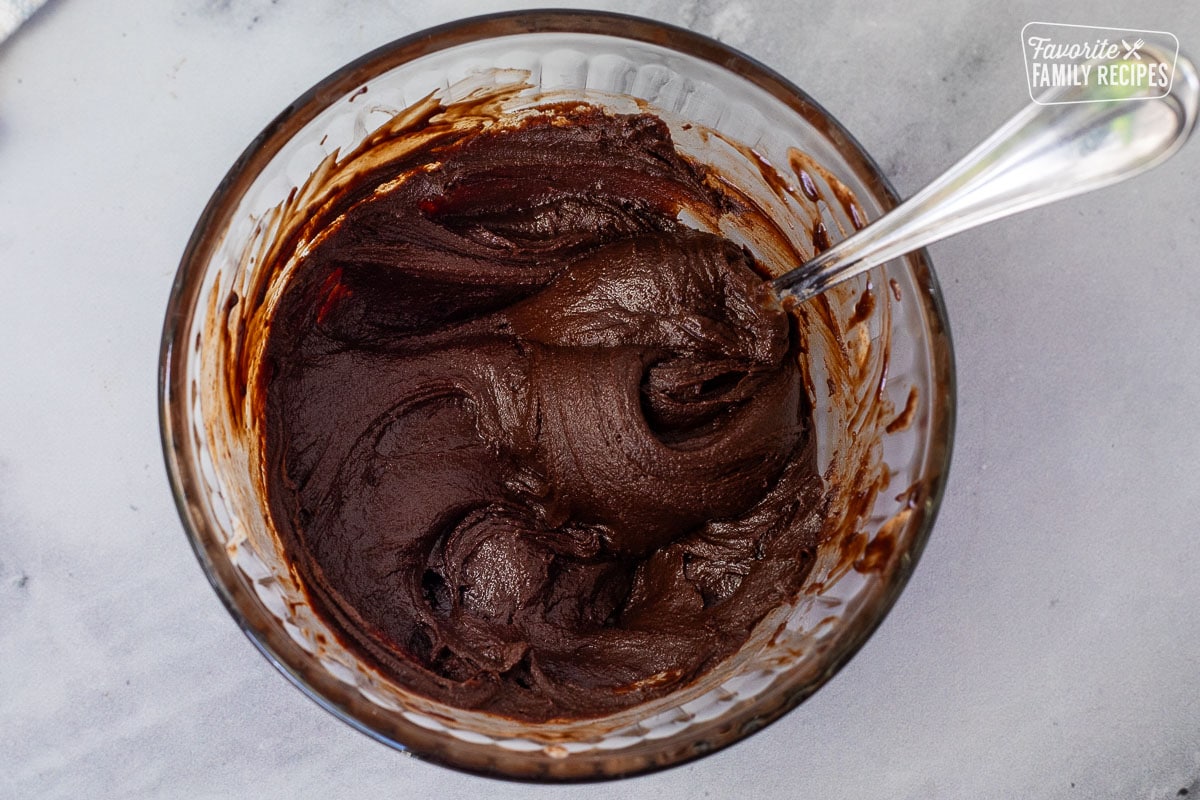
xmin=2 ymin=1 xmax=1198 ymax=797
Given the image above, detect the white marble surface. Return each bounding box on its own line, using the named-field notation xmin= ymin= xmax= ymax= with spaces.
xmin=2 ymin=1 xmax=1199 ymax=797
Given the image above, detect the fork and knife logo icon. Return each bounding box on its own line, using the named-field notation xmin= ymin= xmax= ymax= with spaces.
xmin=1121 ymin=38 xmax=1145 ymax=59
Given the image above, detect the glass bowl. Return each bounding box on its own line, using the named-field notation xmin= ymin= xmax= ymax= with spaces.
xmin=159 ymin=10 xmax=954 ymax=781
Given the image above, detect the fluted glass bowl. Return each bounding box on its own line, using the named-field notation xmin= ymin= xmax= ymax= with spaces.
xmin=160 ymin=10 xmax=954 ymax=781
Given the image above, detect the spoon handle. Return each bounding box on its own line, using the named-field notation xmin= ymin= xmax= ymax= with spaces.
xmin=773 ymin=45 xmax=1199 ymax=302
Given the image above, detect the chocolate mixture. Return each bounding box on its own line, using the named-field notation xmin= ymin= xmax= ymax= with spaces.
xmin=261 ymin=105 xmax=828 ymax=722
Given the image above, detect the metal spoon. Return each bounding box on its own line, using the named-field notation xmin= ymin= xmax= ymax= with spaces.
xmin=772 ymin=45 xmax=1199 ymax=303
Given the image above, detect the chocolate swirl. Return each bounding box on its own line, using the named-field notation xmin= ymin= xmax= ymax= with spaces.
xmin=262 ymin=106 xmax=826 ymax=721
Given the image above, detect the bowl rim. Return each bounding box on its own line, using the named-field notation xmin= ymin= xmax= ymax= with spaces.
xmin=159 ymin=8 xmax=956 ymax=782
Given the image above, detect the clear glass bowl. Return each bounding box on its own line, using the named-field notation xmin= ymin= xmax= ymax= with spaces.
xmin=159 ymin=10 xmax=954 ymax=781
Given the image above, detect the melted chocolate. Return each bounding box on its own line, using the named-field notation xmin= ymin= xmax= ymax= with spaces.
xmin=261 ymin=105 xmax=827 ymax=722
